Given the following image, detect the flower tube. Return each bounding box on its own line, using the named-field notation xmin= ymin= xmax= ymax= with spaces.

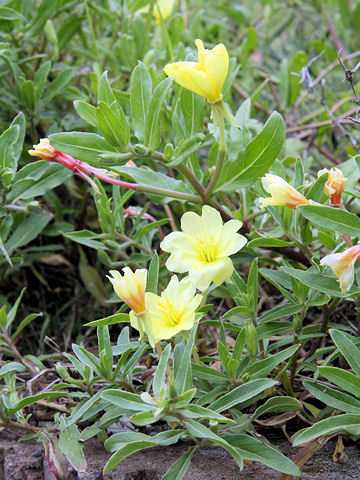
xmin=259 ymin=174 xmax=310 ymax=209
xmin=320 ymin=243 xmax=360 ymax=293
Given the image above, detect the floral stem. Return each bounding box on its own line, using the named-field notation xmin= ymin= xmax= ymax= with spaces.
xmin=206 ymin=110 xmax=226 ymax=197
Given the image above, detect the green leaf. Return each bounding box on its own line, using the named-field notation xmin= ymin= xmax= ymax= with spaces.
xmin=181 ymin=88 xmax=204 ymax=136
xmin=79 ymin=249 xmax=109 ymax=305
xmin=63 ymin=230 xmax=109 ymax=250
xmin=0 ymin=362 xmax=26 ymax=380
xmin=34 ymin=61 xmax=51 ymax=102
xmin=98 ymin=71 xmax=116 ymax=105
xmin=292 ymin=414 xmax=360 ymax=446
xmin=4 ymin=212 xmax=53 ymax=254
xmin=224 ymin=434 xmax=300 ymax=476
xmin=304 ymin=379 xmax=360 ymax=414
xmin=96 ymin=101 xmax=130 ymax=148
xmin=247 ymin=345 xmax=299 ymax=379
xmin=252 ymin=396 xmax=301 ymax=420
xmin=11 ymin=313 xmax=42 ymax=341
xmin=26 ymin=0 xmax=57 ymax=36
xmin=297 ymin=204 xmax=360 ymax=237
xmin=103 ymin=441 xmax=158 ymax=474
xmin=180 ymin=404 xmax=234 ymax=423
xmin=147 ymin=251 xmax=159 ymax=294
xmin=184 ymin=419 xmax=243 ymax=469
xmin=84 ymin=313 xmax=130 ymax=327
xmin=209 ymin=378 xmax=277 ymax=413
xmin=111 ymin=165 xmax=192 ymax=203
xmin=103 ymin=432 xmax=184 ymax=475
xmin=65 ymin=391 xmax=102 ymax=427
xmin=161 ymin=446 xmax=198 ymax=480
xmin=58 ymin=424 xmax=87 ymax=472
xmin=7 ymin=392 xmax=69 ymax=416
xmin=41 ymin=68 xmax=73 ymax=106
xmin=130 ymin=61 xmax=152 ymax=137
xmin=318 ymin=366 xmax=360 ymax=398
xmin=101 ymin=389 xmax=156 ymax=412
xmin=0 ymin=124 xmax=19 ymax=171
xmin=192 ymin=364 xmax=228 ymax=382
xmin=168 ymin=133 xmax=205 ymax=167
xmin=217 ymin=111 xmax=285 ymax=192
xmin=306 ymin=172 xmax=328 ymax=202
xmin=175 ymin=325 xmax=197 ymax=395
xmin=49 ymin=132 xmax=119 ymax=163
xmin=330 ymin=329 xmax=360 ymax=376
xmin=282 ymin=266 xmax=358 ymax=298
xmin=145 ymin=77 xmax=173 ymax=150
xmin=258 ymin=303 xmax=303 ymax=323
xmin=8 ymin=162 xmax=72 ymax=202
xmin=0 ymin=7 xmax=26 ymax=21
xmin=153 ymin=343 xmax=171 ymax=396
xmin=74 ymin=100 xmax=98 ymax=128
xmin=247 ymin=238 xmax=295 ymax=248
xmin=21 ymin=80 xmax=35 ymax=110
xmin=98 ymin=326 xmax=113 ymax=379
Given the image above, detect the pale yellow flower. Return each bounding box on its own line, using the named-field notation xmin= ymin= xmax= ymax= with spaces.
xmin=161 ymin=205 xmax=246 ymax=290
xmin=29 ymin=138 xmax=56 ymax=161
xmin=139 ymin=0 xmax=176 ymax=24
xmin=318 ymin=167 xmax=347 ymax=207
xmin=259 ymin=174 xmax=310 ymax=209
xmin=320 ymin=243 xmax=360 ymax=293
xmin=131 ymin=275 xmax=201 ymax=344
xmin=164 ymin=39 xmax=229 ymax=104
xmin=107 ymin=268 xmax=147 ymax=314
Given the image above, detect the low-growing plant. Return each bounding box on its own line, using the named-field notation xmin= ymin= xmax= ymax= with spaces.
xmin=3 ymin=1 xmax=360 ymax=479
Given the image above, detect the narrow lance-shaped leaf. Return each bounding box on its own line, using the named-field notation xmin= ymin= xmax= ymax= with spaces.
xmin=145 ymin=77 xmax=173 ymax=151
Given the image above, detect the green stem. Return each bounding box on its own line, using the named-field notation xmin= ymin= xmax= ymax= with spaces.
xmin=176 ymin=164 xmax=208 ymax=200
xmin=83 ymin=0 xmax=100 ymax=64
xmin=155 ymin=1 xmax=174 ymax=58
xmin=206 ymin=109 xmax=226 ymax=197
xmin=137 ymin=183 xmax=202 ymax=203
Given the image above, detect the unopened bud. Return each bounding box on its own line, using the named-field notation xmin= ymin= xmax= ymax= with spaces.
xmin=164 ymin=143 xmax=174 ymax=158
xmin=245 ymin=321 xmax=258 ymax=361
xmin=292 ymin=315 xmax=302 ymax=336
xmin=133 ymin=144 xmax=149 ymax=156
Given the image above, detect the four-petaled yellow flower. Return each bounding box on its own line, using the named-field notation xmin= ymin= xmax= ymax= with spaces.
xmin=164 ymin=39 xmax=229 ymax=104
xmin=107 ymin=268 xmax=147 ymax=315
xmin=318 ymin=167 xmax=347 ymax=207
xmin=131 ymin=275 xmax=202 ymax=345
xmin=259 ymin=174 xmax=311 ymax=209
xmin=320 ymin=243 xmax=360 ymax=293
xmin=160 ymin=205 xmax=246 ymax=290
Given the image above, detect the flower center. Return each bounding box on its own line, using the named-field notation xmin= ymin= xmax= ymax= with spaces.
xmin=158 ymin=296 xmax=184 ymax=327
xmin=196 ymin=236 xmax=219 ymax=263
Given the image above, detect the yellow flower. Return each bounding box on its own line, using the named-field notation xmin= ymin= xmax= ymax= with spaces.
xmin=160 ymin=205 xmax=246 ymax=290
xmin=259 ymin=174 xmax=310 ymax=209
xmin=318 ymin=167 xmax=347 ymax=207
xmin=320 ymin=243 xmax=360 ymax=293
xmin=153 ymin=0 xmax=175 ymax=22
xmin=139 ymin=0 xmax=176 ymax=24
xmin=131 ymin=275 xmax=201 ymax=344
xmin=29 ymin=138 xmax=56 ymax=161
xmin=107 ymin=268 xmax=147 ymax=314
xmin=164 ymin=39 xmax=229 ymax=104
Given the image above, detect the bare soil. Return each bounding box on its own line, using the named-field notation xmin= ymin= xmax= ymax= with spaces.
xmin=1 ymin=430 xmax=359 ymax=480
